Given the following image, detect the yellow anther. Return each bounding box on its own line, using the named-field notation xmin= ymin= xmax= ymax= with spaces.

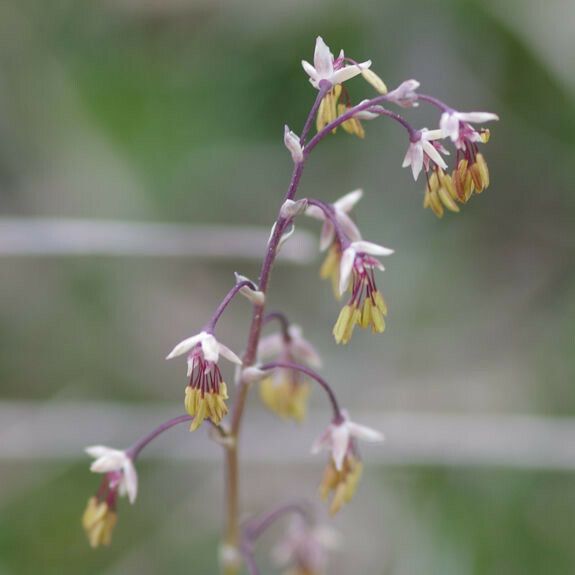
xmin=319 ymin=455 xmax=363 ymax=515
xmin=82 ymin=497 xmax=117 ymax=548
xmin=361 ymin=68 xmax=388 ymax=94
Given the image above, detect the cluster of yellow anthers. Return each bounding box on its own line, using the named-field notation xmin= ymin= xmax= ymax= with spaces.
xmin=82 ymin=497 xmax=117 ymax=548
xmin=185 ymin=380 xmax=229 ymax=431
xmin=317 ymin=238 xmax=393 ymax=344
xmin=319 ymin=454 xmax=363 ymax=516
xmin=424 ymin=146 xmax=490 ymax=218
xmin=165 ymin=330 xmax=242 ymax=431
xmin=259 ymin=376 xmax=310 ymax=422
xmin=333 ymin=288 xmax=387 ymax=345
xmin=257 ymin=325 xmax=322 ymax=422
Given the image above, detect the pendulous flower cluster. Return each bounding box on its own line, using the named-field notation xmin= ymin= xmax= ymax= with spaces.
xmin=81 ymin=34 xmax=498 ymax=572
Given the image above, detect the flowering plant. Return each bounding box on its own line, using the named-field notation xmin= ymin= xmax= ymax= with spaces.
xmin=82 ymin=36 xmax=497 ymax=573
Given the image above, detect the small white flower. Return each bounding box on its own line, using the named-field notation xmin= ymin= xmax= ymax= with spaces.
xmin=306 ymin=189 xmax=363 ymax=251
xmin=258 ymin=324 xmax=322 ymax=369
xmin=440 ymin=110 xmax=499 ymax=146
xmin=166 ymin=331 xmax=242 ymax=376
xmin=85 ymin=446 xmax=138 ymax=504
xmin=339 ymin=240 xmax=394 ymax=296
xmin=302 ymin=36 xmax=371 ymax=90
xmin=402 ymin=129 xmax=448 ymax=181
xmin=386 ymin=79 xmax=420 ymax=108
xmin=272 ymin=516 xmax=339 ymax=572
xmin=312 ymin=412 xmax=384 ymax=471
xmin=234 ymin=272 xmax=265 ymax=305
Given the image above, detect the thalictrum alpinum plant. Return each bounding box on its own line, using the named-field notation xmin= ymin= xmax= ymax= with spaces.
xmin=82 ymin=36 xmax=498 ymax=574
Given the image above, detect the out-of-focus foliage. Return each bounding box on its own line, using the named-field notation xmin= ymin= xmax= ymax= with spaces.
xmin=1 ymin=0 xmax=574 ymax=573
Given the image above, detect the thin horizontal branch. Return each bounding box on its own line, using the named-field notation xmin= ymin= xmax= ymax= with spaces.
xmin=2 ymin=401 xmax=575 ymax=471
xmin=0 ymin=218 xmax=316 ymax=262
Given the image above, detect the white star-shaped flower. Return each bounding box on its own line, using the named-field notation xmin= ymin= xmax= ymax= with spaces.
xmin=166 ymin=331 xmax=242 ymax=376
xmin=312 ymin=412 xmax=384 ymax=471
xmin=338 ymin=240 xmax=394 ymax=297
xmin=402 ymin=129 xmax=448 ymax=181
xmin=440 ymin=110 xmax=499 ymax=147
xmin=302 ymin=36 xmax=371 ymax=90
xmin=85 ymin=446 xmax=138 ymax=504
xmin=306 ymin=189 xmax=363 ymax=251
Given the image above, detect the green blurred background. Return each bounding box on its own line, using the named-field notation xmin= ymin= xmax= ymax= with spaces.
xmin=1 ymin=0 xmax=574 ymax=573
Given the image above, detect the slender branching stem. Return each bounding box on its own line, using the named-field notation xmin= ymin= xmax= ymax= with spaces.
xmin=206 ymin=280 xmax=256 ymax=332
xmin=259 ymin=361 xmax=343 ymax=423
xmin=222 ymin=89 xmax=328 ymax=574
xmin=126 ymin=414 xmax=192 ymax=460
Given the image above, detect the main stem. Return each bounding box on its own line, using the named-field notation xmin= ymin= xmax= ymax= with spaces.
xmin=221 ymin=87 xmax=327 ymax=574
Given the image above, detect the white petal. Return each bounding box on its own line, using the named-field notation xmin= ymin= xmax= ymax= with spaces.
xmin=336 ymin=212 xmax=362 ymax=243
xmin=422 ymin=128 xmax=445 ymax=141
xmin=85 ymin=445 xmax=116 ymax=459
xmin=338 ymin=247 xmax=356 ymax=296
xmin=331 ymin=424 xmax=351 ymax=471
xmin=122 ymin=459 xmax=139 ymax=504
xmin=331 ymin=60 xmax=371 ymax=86
xmin=351 ymin=240 xmax=394 ymax=257
xmin=301 ymin=60 xmax=318 ymax=83
xmin=258 ymin=332 xmax=284 ymax=359
xmin=313 ymin=36 xmax=334 ymax=78
xmin=217 ymin=342 xmax=243 ymax=365
xmin=456 ymin=111 xmax=499 ymax=124
xmin=319 ymin=221 xmax=335 ymax=252
xmin=89 ymin=449 xmax=127 ymax=473
xmin=440 ymin=112 xmax=460 ymax=141
xmin=305 ymin=205 xmax=326 ymax=221
xmin=347 ymin=421 xmax=384 ymax=443
xmin=311 ymin=427 xmax=332 ymax=455
xmin=422 ymin=140 xmax=448 ymax=170
xmin=334 ymin=188 xmax=363 ymax=213
xmin=166 ymin=332 xmax=205 ymax=360
xmin=403 ymin=142 xmax=423 ymax=180
xmin=201 ymin=333 xmax=220 ymax=363
xmin=289 ymin=326 xmax=322 ymax=369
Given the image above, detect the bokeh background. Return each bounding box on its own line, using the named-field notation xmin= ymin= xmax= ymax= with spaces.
xmin=1 ymin=0 xmax=574 ymax=573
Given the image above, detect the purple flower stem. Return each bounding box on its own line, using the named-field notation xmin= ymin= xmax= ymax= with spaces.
xmin=259 ymin=361 xmax=343 ymax=423
xmin=240 ymin=503 xmax=311 ymax=575
xmin=205 ymin=280 xmax=256 ymax=332
xmin=306 ymin=198 xmax=349 ymax=246
xmin=305 ymin=94 xmax=417 ymax=154
xmin=300 ymin=83 xmax=331 ymax=145
xmin=262 ymin=311 xmax=292 ymax=341
xmin=126 ymin=414 xmax=192 ymax=461
xmin=243 ymin=502 xmax=310 ymax=542
xmin=223 ymin=82 xmax=330 ymax=571
xmin=417 ymin=93 xmax=452 ymax=112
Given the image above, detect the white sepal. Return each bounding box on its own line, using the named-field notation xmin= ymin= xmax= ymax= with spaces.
xmin=338 ymin=247 xmax=356 ymax=296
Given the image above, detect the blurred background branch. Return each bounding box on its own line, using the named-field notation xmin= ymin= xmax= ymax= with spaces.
xmin=0 ymin=218 xmax=316 ymax=261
